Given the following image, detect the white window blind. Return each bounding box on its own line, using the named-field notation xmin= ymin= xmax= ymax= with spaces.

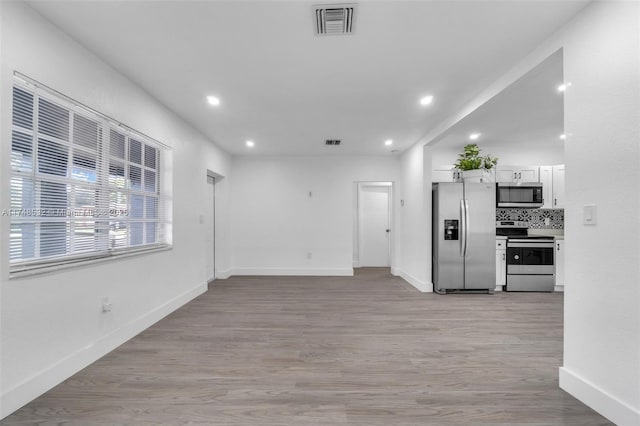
xmin=9 ymin=74 xmax=170 ymax=274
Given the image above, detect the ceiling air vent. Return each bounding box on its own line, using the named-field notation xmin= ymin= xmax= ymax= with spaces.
xmin=313 ymin=4 xmax=357 ymax=36
xmin=325 ymin=139 xmax=341 ymax=146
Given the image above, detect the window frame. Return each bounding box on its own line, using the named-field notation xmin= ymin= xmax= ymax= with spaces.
xmin=8 ymin=72 xmax=171 ymax=277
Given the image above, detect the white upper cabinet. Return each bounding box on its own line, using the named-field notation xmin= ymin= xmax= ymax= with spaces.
xmin=539 ymin=166 xmax=553 ymax=209
xmin=432 ymin=165 xmax=461 ymax=183
xmin=496 ymin=165 xmax=539 ymax=183
xmin=540 ymin=164 xmax=565 ymax=209
xmin=552 ymin=165 xmax=565 ymax=208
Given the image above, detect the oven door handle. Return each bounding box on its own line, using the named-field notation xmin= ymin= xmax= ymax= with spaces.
xmin=508 ymin=242 xmax=555 ymax=248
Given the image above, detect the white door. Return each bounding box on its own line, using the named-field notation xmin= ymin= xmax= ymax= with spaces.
xmin=206 ymin=175 xmax=215 ymax=281
xmin=359 ymin=185 xmax=391 ymax=267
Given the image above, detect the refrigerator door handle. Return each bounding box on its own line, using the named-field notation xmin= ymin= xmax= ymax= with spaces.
xmin=460 ymin=199 xmax=466 ymax=257
xmin=464 ymin=199 xmax=470 ymax=257
xmin=459 ymin=200 xmax=465 ymax=256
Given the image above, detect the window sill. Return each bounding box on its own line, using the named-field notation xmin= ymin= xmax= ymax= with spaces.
xmin=9 ymin=244 xmax=172 ymax=280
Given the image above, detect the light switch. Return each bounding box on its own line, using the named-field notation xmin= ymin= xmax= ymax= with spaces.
xmin=583 ymin=204 xmax=597 ymax=225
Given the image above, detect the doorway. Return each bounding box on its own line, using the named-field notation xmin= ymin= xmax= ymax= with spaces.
xmin=356 ymin=182 xmax=392 ymax=267
xmin=206 ymin=174 xmax=215 ymax=282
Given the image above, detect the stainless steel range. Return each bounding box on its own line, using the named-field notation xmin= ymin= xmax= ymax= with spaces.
xmin=496 ymin=221 xmax=555 ymax=292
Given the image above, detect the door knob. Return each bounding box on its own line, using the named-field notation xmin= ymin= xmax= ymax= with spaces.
xmin=386 ymin=229 xmax=390 ymax=233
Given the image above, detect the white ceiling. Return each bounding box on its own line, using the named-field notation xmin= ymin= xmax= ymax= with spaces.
xmin=432 ymin=48 xmax=564 ymax=153
xmin=27 ymin=1 xmax=587 ymax=156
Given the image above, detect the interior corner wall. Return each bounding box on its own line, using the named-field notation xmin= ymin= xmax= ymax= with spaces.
xmin=0 ymin=2 xmax=231 ymax=418
xmin=558 ymin=2 xmax=640 ymax=425
xmin=229 ymin=155 xmax=400 ymax=276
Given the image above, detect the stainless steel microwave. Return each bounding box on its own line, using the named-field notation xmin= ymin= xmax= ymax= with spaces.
xmin=496 ymin=182 xmax=544 ymax=208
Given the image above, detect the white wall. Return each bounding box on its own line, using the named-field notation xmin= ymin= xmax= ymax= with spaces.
xmin=229 ymin=156 xmax=400 ymax=276
xmin=397 ymin=1 xmax=640 ymax=423
xmin=396 ymin=143 xmax=430 ymax=291
xmin=0 ymin=2 xmax=231 ymax=418
xmin=559 ymin=2 xmax=639 ymax=425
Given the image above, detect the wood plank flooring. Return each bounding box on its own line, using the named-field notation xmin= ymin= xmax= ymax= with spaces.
xmin=1 ymin=268 xmax=613 ymax=425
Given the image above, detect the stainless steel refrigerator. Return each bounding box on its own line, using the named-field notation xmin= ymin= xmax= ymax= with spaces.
xmin=432 ymin=182 xmax=496 ymax=293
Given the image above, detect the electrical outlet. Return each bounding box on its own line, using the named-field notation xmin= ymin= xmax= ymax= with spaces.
xmin=544 ymin=218 xmax=551 ymax=226
xmin=101 ymin=297 xmax=112 ymax=313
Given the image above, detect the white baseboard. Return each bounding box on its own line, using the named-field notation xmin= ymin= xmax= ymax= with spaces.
xmin=216 ymin=269 xmax=232 ymax=279
xmin=554 ymin=285 xmax=564 ymax=292
xmin=559 ymin=367 xmax=640 ymax=426
xmin=352 ymin=260 xmax=360 ymax=268
xmin=0 ymin=283 xmax=207 ymax=420
xmin=230 ymin=267 xmax=354 ymax=276
xmin=393 ymin=267 xmax=431 ymax=293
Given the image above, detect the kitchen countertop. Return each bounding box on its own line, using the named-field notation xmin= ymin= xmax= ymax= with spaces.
xmin=495 ymin=230 xmax=564 ymax=240
xmin=527 ymin=229 xmax=564 ymax=239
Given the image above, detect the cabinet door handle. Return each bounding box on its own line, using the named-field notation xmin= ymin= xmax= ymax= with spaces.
xmin=557 ymin=244 xmax=560 ymax=251
xmin=554 ymin=198 xmax=557 ymax=206
xmin=519 ymin=172 xmax=522 ymax=179
xmin=502 ymin=253 xmax=506 ymax=260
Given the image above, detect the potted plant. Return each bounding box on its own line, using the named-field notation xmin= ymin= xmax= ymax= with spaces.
xmin=454 ymin=143 xmax=498 ymax=182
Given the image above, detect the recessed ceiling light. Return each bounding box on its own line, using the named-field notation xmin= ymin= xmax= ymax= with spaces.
xmin=246 ymin=140 xmax=255 ymax=148
xmin=557 ymin=84 xmax=567 ymax=92
xmin=385 ymin=139 xmax=393 ymax=146
xmin=419 ymin=95 xmax=434 ymax=106
xmin=469 ymin=133 xmax=481 ymax=140
xmin=560 ymin=134 xmax=566 ymax=140
xmin=207 ymin=95 xmax=220 ymax=106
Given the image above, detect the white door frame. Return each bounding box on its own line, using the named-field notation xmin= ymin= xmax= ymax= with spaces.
xmin=206 ymin=174 xmax=216 ymax=282
xmin=354 ymin=181 xmax=393 ymax=268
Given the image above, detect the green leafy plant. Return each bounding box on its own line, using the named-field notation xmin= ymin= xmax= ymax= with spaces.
xmin=454 ymin=144 xmax=498 ymax=171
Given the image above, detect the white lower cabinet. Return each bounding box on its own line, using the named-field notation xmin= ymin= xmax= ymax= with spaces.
xmin=496 ymin=239 xmax=506 ymax=291
xmin=555 ymin=239 xmax=565 ymax=291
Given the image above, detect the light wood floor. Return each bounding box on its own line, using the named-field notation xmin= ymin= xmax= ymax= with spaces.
xmin=2 ymin=268 xmax=612 ymax=425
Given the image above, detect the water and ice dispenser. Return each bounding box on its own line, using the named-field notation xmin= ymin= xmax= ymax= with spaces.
xmin=444 ymin=219 xmax=459 ymax=240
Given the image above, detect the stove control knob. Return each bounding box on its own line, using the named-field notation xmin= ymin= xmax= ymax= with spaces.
xmin=514 ymin=255 xmax=520 ymax=260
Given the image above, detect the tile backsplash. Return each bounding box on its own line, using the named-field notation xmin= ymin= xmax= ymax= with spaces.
xmin=496 ymin=208 xmax=564 ymax=229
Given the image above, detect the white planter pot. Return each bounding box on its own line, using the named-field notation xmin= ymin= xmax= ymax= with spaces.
xmin=462 ymin=169 xmax=493 ymax=183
